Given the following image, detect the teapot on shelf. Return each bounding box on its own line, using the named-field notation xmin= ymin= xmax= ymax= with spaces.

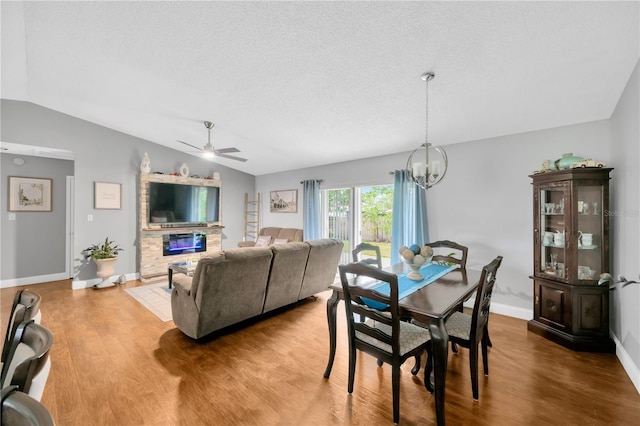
xmin=554 ymin=230 xmax=565 ymax=246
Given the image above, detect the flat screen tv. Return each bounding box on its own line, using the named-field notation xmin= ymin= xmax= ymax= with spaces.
xmin=148 ymin=182 xmax=220 ymax=226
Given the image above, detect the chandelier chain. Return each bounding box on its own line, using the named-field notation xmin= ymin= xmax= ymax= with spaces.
xmin=425 ymin=75 xmax=429 ymax=146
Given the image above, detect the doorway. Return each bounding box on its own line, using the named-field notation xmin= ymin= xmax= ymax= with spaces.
xmin=323 ymin=185 xmax=393 ymax=266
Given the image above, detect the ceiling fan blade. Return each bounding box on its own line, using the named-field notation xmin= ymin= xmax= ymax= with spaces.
xmin=216 ymin=153 xmax=248 ymax=162
xmin=213 ymin=147 xmax=240 ymax=154
xmin=177 ymin=140 xmax=202 ymax=151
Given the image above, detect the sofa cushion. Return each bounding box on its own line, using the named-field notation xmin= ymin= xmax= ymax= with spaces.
xmin=263 ymin=242 xmax=310 ymax=313
xmin=277 ymin=228 xmax=303 ymax=242
xmin=255 ymin=235 xmax=271 ymax=247
xmin=273 ymin=238 xmax=288 ymax=244
xmin=261 ymin=227 xmax=284 ymax=240
xmin=298 ymin=239 xmax=344 ymax=300
xmin=192 ymin=247 xmax=273 ymax=337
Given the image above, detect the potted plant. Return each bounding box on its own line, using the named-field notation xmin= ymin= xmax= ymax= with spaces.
xmin=83 ymin=238 xmax=123 ymax=289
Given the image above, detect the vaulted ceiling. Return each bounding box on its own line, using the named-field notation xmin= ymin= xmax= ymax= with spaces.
xmin=2 ymin=1 xmax=638 ymax=175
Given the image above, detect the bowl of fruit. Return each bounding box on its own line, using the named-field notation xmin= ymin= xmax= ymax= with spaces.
xmin=399 ymin=244 xmax=434 ymax=281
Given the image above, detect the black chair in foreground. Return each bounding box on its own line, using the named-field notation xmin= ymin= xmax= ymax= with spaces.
xmin=351 ymin=242 xmax=383 ymax=269
xmin=426 ymin=255 xmax=503 ymax=400
xmin=0 ymin=321 xmax=53 ymax=402
xmin=2 ymin=290 xmax=42 ymax=364
xmin=1 ymin=386 xmax=54 ymax=426
xmin=338 ymin=262 xmax=431 ymax=424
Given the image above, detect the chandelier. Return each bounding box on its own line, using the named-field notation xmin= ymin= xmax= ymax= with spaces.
xmin=406 ymin=72 xmax=448 ymax=189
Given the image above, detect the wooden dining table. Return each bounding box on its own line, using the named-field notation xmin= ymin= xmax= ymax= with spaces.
xmin=323 ymin=263 xmax=482 ymax=426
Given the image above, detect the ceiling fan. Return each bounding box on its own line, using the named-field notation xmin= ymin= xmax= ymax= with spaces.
xmin=177 ymin=121 xmax=247 ymax=162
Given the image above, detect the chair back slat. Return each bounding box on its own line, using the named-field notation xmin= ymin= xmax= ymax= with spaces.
xmin=352 ymin=243 xmax=382 ymax=269
xmin=2 ymin=290 xmax=42 ymax=363
xmin=0 ymin=320 xmax=54 ymax=399
xmin=470 ymin=256 xmax=503 ymax=342
xmin=339 ymin=262 xmax=400 ymax=355
xmin=427 ymin=240 xmax=468 ymax=268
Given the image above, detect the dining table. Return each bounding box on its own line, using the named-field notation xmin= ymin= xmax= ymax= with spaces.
xmin=323 ymin=262 xmax=482 ymax=426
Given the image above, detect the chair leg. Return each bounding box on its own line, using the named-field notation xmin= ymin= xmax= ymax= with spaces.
xmin=348 ymin=346 xmax=356 ymax=394
xmin=392 ymin=362 xmax=401 ymax=425
xmin=411 ymin=354 xmax=421 ymax=375
xmin=482 ymin=337 xmax=489 ymax=376
xmin=424 ymin=343 xmax=434 ymax=393
xmin=485 ymin=327 xmax=493 ymax=347
xmin=453 ymin=304 xmax=463 ymax=353
xmin=470 ymin=344 xmax=479 ymax=400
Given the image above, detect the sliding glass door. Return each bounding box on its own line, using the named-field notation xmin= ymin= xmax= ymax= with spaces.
xmin=323 ymin=185 xmax=393 ymax=266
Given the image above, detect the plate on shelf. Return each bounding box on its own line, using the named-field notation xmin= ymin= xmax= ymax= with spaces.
xmin=579 ymin=244 xmax=598 ymax=250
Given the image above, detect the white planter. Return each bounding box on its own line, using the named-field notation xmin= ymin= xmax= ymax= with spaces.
xmin=94 ymin=257 xmax=118 ymax=289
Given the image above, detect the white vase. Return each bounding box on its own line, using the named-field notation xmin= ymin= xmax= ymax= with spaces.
xmin=94 ymin=258 xmax=118 ymax=288
xmin=140 ymin=152 xmax=151 ymax=174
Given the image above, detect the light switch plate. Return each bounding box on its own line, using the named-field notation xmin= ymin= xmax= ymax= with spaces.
xmin=8 ymin=213 xmax=16 ymax=221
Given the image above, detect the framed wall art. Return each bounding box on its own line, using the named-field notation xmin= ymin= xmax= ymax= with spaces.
xmin=270 ymin=189 xmax=297 ymax=213
xmin=94 ymin=181 xmax=122 ymax=209
xmin=8 ymin=176 xmax=52 ymax=212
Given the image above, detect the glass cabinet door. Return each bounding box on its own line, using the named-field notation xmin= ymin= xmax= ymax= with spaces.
xmin=539 ymin=186 xmax=567 ymax=280
xmin=576 ymin=184 xmax=604 ymax=282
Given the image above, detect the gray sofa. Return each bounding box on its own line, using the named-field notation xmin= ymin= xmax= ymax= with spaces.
xmin=237 ymin=227 xmax=304 ymax=247
xmin=171 ymin=238 xmax=343 ymax=339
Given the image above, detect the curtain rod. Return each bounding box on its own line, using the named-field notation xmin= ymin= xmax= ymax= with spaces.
xmin=299 ymin=179 xmax=324 ymax=184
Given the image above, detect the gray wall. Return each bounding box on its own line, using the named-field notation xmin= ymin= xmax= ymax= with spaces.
xmin=610 ymin=59 xmax=640 ymax=384
xmin=257 ymin=119 xmax=612 ymax=314
xmin=256 ymin=61 xmax=639 ymax=389
xmin=1 ymin=100 xmax=255 ymax=282
xmin=0 ymin=153 xmax=73 ymax=279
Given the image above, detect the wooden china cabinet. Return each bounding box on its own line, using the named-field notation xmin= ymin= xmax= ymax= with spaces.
xmin=527 ymin=168 xmax=615 ymax=352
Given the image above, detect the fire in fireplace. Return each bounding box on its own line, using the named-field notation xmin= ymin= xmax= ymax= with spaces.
xmin=162 ymin=232 xmax=207 ymax=256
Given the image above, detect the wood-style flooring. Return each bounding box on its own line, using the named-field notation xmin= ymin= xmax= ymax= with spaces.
xmin=2 ymin=279 xmax=639 ymax=425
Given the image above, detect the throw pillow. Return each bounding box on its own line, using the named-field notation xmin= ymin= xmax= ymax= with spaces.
xmin=273 ymin=238 xmax=289 ymax=244
xmin=255 ymin=236 xmax=271 ymax=247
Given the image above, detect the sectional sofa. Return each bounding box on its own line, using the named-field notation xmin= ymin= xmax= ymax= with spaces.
xmin=237 ymin=227 xmax=304 ymax=247
xmin=170 ymin=238 xmax=344 ymax=339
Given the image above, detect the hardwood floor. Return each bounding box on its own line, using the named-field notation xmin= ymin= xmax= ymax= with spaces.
xmin=2 ymin=279 xmax=639 ymax=425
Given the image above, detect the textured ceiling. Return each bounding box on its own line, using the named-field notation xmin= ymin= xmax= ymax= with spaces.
xmin=1 ymin=1 xmax=638 ymax=176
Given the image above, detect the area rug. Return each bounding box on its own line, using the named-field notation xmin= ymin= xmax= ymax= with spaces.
xmin=125 ymin=282 xmax=172 ymax=322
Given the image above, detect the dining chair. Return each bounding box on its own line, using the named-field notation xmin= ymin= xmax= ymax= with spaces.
xmin=426 ymin=255 xmax=503 ymax=400
xmin=338 ymin=262 xmax=431 ymax=425
xmin=0 ymin=320 xmax=54 ymax=402
xmin=352 ymin=242 xmax=382 ymax=269
xmin=428 ymin=240 xmax=468 ymax=268
xmin=427 ymin=240 xmax=471 ymax=352
xmin=1 ymin=386 xmax=54 ymax=426
xmin=2 ymin=290 xmax=42 ymax=364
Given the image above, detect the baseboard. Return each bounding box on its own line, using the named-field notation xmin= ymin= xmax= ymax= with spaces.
xmin=490 ymin=302 xmax=532 ymax=320
xmin=463 ymin=298 xmax=532 ymax=321
xmin=72 ymin=272 xmax=139 ymax=290
xmin=0 ymin=272 xmax=70 ymax=288
xmin=610 ymin=331 xmax=640 ymax=394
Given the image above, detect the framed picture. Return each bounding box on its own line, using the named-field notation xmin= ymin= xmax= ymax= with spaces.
xmin=94 ymin=181 xmax=122 ymax=209
xmin=270 ymin=189 xmax=297 ymax=213
xmin=8 ymin=176 xmax=52 ymax=212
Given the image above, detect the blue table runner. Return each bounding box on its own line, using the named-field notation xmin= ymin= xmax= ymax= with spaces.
xmin=362 ymin=263 xmax=457 ymax=310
